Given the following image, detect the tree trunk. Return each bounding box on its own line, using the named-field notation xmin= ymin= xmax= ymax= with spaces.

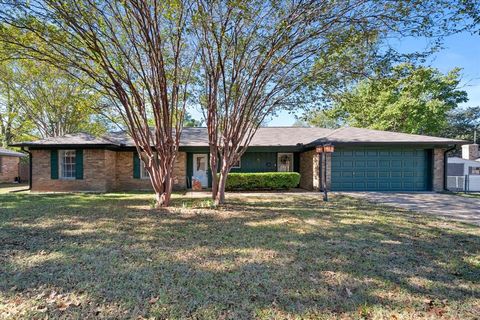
xmin=152 ymin=176 xmax=173 ymax=208
xmin=209 ymin=146 xmax=219 ymax=200
xmin=215 ymin=164 xmax=229 ymax=205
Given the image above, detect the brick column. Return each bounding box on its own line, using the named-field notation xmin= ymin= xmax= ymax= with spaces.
xmin=299 ymin=150 xmax=321 ymax=191
xmin=433 ymin=148 xmax=445 ymax=192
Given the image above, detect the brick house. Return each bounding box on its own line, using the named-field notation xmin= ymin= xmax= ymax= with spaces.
xmin=11 ymin=127 xmax=463 ymax=192
xmin=0 ymin=147 xmax=26 ymax=183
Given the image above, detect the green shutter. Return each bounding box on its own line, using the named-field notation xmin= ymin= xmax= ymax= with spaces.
xmin=75 ymin=149 xmax=83 ymax=179
xmin=133 ymin=152 xmax=140 ymax=179
xmin=50 ymin=150 xmax=58 ymax=179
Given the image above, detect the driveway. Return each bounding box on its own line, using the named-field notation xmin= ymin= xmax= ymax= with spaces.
xmin=340 ymin=192 xmax=480 ymax=226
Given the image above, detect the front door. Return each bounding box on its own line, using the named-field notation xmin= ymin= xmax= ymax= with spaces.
xmin=193 ymin=154 xmax=208 ymax=187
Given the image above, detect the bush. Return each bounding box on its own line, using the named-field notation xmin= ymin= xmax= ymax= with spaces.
xmin=224 ymin=172 xmax=301 ymax=190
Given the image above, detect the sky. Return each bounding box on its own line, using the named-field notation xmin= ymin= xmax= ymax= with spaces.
xmin=188 ymin=31 xmax=480 ymax=127
xmin=266 ymin=31 xmax=480 ymax=126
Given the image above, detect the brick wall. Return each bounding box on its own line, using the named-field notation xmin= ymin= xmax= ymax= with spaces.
xmin=113 ymin=151 xmax=186 ymax=191
xmin=30 ymin=149 xmax=187 ymax=192
xmin=299 ymin=150 xmax=331 ymax=191
xmin=0 ymin=156 xmax=20 ymax=183
xmin=299 ymin=150 xmax=320 ymax=191
xmin=31 ymin=149 xmax=110 ymax=192
xmin=433 ymin=148 xmax=445 ymax=192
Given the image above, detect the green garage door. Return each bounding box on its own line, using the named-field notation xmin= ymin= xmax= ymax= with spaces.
xmin=331 ymin=147 xmax=432 ymax=191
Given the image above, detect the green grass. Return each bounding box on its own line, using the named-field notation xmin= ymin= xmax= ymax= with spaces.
xmin=0 ymin=190 xmax=479 ymax=319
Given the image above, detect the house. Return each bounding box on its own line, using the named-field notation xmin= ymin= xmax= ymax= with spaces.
xmin=10 ymin=127 xmax=464 ymax=193
xmin=447 ymin=144 xmax=480 ymax=191
xmin=0 ymin=147 xmax=26 ymax=183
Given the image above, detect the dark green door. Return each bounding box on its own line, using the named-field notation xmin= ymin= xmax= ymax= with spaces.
xmin=331 ymin=147 xmax=432 ymax=191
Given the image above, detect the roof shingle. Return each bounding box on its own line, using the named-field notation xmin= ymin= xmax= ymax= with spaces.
xmin=10 ymin=126 xmax=464 ymax=148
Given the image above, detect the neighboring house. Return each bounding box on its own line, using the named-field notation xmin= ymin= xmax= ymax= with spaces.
xmin=0 ymin=147 xmax=26 ymax=183
xmin=11 ymin=127 xmax=463 ymax=193
xmin=447 ymin=144 xmax=480 ymax=192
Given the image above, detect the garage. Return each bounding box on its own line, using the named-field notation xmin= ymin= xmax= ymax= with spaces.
xmin=331 ymin=147 xmax=433 ymax=191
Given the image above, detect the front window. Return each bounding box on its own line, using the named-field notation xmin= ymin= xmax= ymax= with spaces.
xmin=140 ymin=156 xmax=150 ymax=179
xmin=470 ymin=167 xmax=480 ymax=175
xmin=277 ymin=153 xmax=293 ymax=172
xmin=232 ymin=157 xmax=241 ymax=169
xmin=59 ymin=150 xmax=76 ymax=179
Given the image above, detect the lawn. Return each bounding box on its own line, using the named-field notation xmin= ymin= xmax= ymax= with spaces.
xmin=0 ymin=191 xmax=479 ymax=319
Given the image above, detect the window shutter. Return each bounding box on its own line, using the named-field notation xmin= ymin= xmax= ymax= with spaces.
xmin=50 ymin=150 xmax=59 ymax=179
xmin=133 ymin=152 xmax=140 ymax=179
xmin=75 ymin=149 xmax=84 ymax=179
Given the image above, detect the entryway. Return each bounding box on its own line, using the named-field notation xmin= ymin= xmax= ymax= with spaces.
xmin=192 ymin=154 xmax=208 ymax=187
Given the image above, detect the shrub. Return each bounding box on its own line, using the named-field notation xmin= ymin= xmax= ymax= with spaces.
xmin=224 ymin=172 xmax=301 ymax=190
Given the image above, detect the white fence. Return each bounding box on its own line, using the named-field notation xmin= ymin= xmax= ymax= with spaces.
xmin=447 ymin=175 xmax=480 ymax=192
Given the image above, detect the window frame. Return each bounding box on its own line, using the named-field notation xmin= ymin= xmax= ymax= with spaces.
xmin=469 ymin=166 xmax=480 ymax=175
xmin=232 ymin=156 xmax=241 ymax=169
xmin=59 ymin=149 xmax=76 ymax=180
xmin=140 ymin=159 xmax=150 ymax=179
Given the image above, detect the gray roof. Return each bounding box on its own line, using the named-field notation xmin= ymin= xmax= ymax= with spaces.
xmin=11 ymin=126 xmax=464 ymax=148
xmin=308 ymin=127 xmax=465 ymax=146
xmin=0 ymin=147 xmax=26 ymax=157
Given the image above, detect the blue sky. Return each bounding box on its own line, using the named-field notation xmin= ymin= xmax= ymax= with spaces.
xmin=188 ymin=31 xmax=480 ymax=127
xmin=267 ymin=31 xmax=480 ymax=126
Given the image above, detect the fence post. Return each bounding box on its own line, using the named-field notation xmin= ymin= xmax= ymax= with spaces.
xmin=464 ymin=174 xmax=469 ymax=194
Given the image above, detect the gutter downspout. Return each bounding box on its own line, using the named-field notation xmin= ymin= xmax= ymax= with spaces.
xmin=21 ymin=147 xmax=32 ymax=191
xmin=443 ymin=145 xmax=456 ymax=191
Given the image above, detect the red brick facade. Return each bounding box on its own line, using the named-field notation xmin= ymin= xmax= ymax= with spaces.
xmin=30 ymin=149 xmax=186 ymax=192
xmin=0 ymin=155 xmax=20 ymax=183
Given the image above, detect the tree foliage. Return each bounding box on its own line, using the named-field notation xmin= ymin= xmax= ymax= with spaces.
xmin=444 ymin=106 xmax=480 ymax=142
xmin=1 ymin=1 xmax=195 ymax=207
xmin=318 ymin=64 xmax=468 ymax=135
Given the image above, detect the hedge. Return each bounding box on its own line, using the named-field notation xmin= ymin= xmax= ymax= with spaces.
xmin=224 ymin=172 xmax=301 ymax=190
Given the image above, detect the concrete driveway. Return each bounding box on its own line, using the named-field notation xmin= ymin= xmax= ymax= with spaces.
xmin=340 ymin=192 xmax=480 ymax=226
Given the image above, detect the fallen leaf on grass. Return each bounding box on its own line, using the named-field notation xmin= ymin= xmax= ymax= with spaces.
xmin=148 ymin=296 xmax=159 ymax=304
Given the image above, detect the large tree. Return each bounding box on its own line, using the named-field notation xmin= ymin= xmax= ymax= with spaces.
xmin=444 ymin=106 xmax=480 ymax=142
xmin=4 ymin=59 xmax=108 ymax=139
xmin=318 ymin=64 xmax=468 ymax=135
xmin=1 ymin=1 xmax=195 ymax=207
xmin=193 ymin=0 xmax=471 ymax=204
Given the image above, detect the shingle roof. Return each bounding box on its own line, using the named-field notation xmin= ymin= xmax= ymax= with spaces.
xmin=11 ymin=126 xmax=464 ymax=148
xmin=0 ymin=147 xmax=26 ymax=157
xmin=307 ymin=127 xmax=465 ymax=145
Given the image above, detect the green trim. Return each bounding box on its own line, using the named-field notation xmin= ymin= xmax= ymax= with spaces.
xmin=75 ymin=149 xmax=83 ymax=180
xmin=133 ymin=152 xmax=140 ymax=179
xmin=50 ymin=150 xmax=58 ymax=180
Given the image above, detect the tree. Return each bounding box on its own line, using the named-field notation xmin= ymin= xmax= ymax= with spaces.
xmin=1 ymin=1 xmax=195 ymax=207
xmin=193 ymin=0 xmax=470 ymax=204
xmin=7 ymin=59 xmax=108 ymax=138
xmin=298 ymin=110 xmax=341 ymax=129
xmin=445 ymin=106 xmax=480 ymax=142
xmin=320 ymin=64 xmax=468 ymax=135
xmin=184 ymin=112 xmax=203 ymax=127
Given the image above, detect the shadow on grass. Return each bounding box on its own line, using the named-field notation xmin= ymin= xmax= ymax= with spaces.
xmin=0 ymin=192 xmax=479 ymax=319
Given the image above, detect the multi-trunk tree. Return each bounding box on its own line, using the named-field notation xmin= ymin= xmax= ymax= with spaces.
xmin=193 ymin=0 xmax=470 ymax=205
xmin=1 ymin=0 xmax=195 ymax=207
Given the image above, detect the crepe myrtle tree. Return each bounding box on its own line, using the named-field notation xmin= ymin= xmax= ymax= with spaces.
xmin=193 ymin=0 xmax=469 ymax=205
xmin=0 ymin=0 xmax=195 ymax=207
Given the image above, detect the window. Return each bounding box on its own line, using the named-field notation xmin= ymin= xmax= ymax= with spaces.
xmin=59 ymin=150 xmax=76 ymax=179
xmin=277 ymin=153 xmax=293 ymax=172
xmin=232 ymin=157 xmax=241 ymax=169
xmin=0 ymin=156 xmax=2 ymax=173
xmin=140 ymin=159 xmax=150 ymax=179
xmin=469 ymin=167 xmax=480 ymax=175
